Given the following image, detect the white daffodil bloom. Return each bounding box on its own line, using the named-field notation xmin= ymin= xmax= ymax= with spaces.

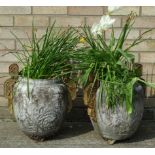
xmin=99 ymin=15 xmax=115 ymax=30
xmin=91 ymin=15 xmax=115 ymax=36
xmin=91 ymin=23 xmax=102 ymax=36
xmin=108 ymin=6 xmax=121 ymax=14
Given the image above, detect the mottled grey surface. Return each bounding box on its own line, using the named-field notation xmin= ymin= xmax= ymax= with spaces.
xmin=96 ymin=85 xmax=144 ymax=141
xmin=13 ymin=78 xmax=68 ymax=140
xmin=90 ymin=118 xmax=100 ymax=134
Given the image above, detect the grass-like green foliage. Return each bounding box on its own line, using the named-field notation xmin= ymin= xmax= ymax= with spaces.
xmin=11 ymin=22 xmax=79 ymax=80
xmin=75 ymin=12 xmax=155 ymax=114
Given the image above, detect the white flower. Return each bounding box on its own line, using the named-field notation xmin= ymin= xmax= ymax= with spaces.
xmin=91 ymin=15 xmax=115 ymax=36
xmin=91 ymin=23 xmax=102 ymax=36
xmin=108 ymin=6 xmax=121 ymax=14
xmin=99 ymin=15 xmax=115 ymax=30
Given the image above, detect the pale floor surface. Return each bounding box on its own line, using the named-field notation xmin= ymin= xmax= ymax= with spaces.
xmin=0 ymin=119 xmax=155 ymax=148
xmin=0 ymin=106 xmax=155 ymax=148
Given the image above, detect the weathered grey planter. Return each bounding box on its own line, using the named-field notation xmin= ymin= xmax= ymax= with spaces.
xmin=90 ymin=118 xmax=100 ymax=133
xmin=96 ymin=84 xmax=144 ymax=142
xmin=13 ymin=78 xmax=68 ymax=140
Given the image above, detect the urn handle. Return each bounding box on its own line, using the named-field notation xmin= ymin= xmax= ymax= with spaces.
xmin=4 ymin=63 xmax=19 ymax=113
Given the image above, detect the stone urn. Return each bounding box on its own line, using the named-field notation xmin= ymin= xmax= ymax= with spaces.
xmin=96 ymin=84 xmax=144 ymax=144
xmin=13 ymin=78 xmax=68 ymax=140
xmin=90 ymin=117 xmax=100 ymax=134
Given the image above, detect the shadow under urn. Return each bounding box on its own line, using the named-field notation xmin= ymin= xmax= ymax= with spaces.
xmin=13 ymin=78 xmax=69 ymax=140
